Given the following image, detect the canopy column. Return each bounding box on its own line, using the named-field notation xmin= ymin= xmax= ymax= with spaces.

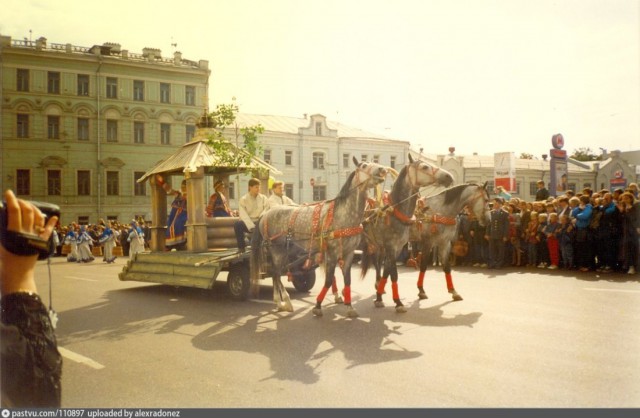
xmin=149 ymin=175 xmax=168 ymax=252
xmin=186 ymin=167 xmax=207 ymax=252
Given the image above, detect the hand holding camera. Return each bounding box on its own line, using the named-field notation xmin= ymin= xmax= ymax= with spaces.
xmin=0 ymin=190 xmax=60 ymax=260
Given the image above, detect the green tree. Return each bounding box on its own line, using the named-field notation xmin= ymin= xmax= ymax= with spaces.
xmin=570 ymin=147 xmax=600 ymax=161
xmin=520 ymin=152 xmax=534 ymax=160
xmin=203 ymin=103 xmax=265 ymax=168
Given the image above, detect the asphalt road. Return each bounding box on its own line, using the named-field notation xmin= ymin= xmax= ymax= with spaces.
xmin=32 ymin=256 xmax=640 ymax=408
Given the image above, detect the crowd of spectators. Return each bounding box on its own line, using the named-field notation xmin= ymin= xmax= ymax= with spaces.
xmin=451 ymin=182 xmax=640 ymax=275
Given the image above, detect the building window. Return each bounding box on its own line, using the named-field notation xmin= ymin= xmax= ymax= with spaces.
xmin=134 ymin=172 xmax=146 ymax=196
xmin=77 ymin=74 xmax=89 ymax=96
xmin=285 ymin=183 xmax=294 ymax=200
xmin=263 ymin=149 xmax=271 ymax=164
xmin=77 ymin=170 xmax=90 ymax=196
xmin=134 ymin=122 xmax=145 ymax=144
xmin=313 ymin=152 xmax=325 ymax=169
xmin=361 ymin=154 xmax=368 ymax=162
xmin=185 ymin=85 xmax=195 ymax=106
xmin=313 ymin=185 xmax=326 ymax=201
xmin=16 ymin=170 xmax=30 ymax=196
xmin=186 ymin=124 xmax=195 ymax=142
xmin=106 ymin=171 xmax=119 ymax=196
xmin=47 ymin=170 xmax=61 ymax=196
xmin=106 ymin=120 xmax=118 ymax=142
xmin=390 ymin=155 xmax=396 ymax=169
xmin=160 ymin=123 xmax=171 ymax=145
xmin=160 ymin=83 xmax=171 ymax=103
xmin=568 ymin=183 xmax=576 ymax=192
xmin=528 ymin=182 xmax=537 ymax=196
xmin=47 ymin=72 xmax=60 ymax=94
xmin=106 ymin=77 xmax=118 ymax=99
xmin=285 ymin=150 xmax=293 ymax=166
xmin=17 ymin=114 xmax=29 ymax=138
xmin=17 ymin=69 xmax=29 ymax=92
xmin=78 ymin=216 xmax=89 ymax=225
xmin=78 ymin=118 xmax=89 ymax=141
xmin=343 ymin=153 xmax=350 ymax=168
xmin=373 ymin=155 xmax=380 ymax=163
xmin=315 ymin=122 xmax=322 ymax=136
xmin=133 ymin=80 xmax=144 ymax=101
xmin=47 ymin=116 xmax=60 ymax=139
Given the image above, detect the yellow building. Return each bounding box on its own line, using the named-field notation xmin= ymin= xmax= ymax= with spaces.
xmin=0 ymin=35 xmax=210 ymax=225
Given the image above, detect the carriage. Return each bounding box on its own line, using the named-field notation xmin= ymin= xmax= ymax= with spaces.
xmin=118 ymin=129 xmax=315 ymax=300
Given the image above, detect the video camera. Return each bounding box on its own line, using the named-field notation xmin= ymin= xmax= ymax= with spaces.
xmin=0 ymin=200 xmax=60 ymax=260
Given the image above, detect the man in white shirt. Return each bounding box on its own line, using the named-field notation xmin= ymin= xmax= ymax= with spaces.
xmin=266 ymin=181 xmax=297 ymax=210
xmin=234 ymin=178 xmax=268 ymax=252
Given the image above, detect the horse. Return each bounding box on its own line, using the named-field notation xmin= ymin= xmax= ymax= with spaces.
xmin=250 ymin=157 xmax=388 ymax=318
xmin=413 ymin=182 xmax=490 ymax=301
xmin=360 ymin=155 xmax=454 ymax=313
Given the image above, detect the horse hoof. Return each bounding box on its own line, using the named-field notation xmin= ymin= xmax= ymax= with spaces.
xmin=312 ymin=307 xmax=323 ymax=317
xmin=449 ymin=290 xmax=463 ymax=301
xmin=346 ymin=307 xmax=359 ymax=318
xmin=395 ymin=305 xmax=407 ymax=313
xmin=374 ymin=300 xmax=385 ymax=308
xmin=418 ymin=292 xmax=428 ymax=300
xmin=334 ymin=295 xmax=344 ymax=304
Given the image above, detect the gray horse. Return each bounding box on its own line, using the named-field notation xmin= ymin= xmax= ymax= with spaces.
xmin=414 ymin=182 xmax=490 ymax=301
xmin=250 ymin=157 xmax=387 ymax=317
xmin=360 ymin=155 xmax=454 ymax=312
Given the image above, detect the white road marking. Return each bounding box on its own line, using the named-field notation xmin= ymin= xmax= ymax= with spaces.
xmin=58 ymin=347 xmax=105 ymax=369
xmin=584 ymin=287 xmax=640 ymax=294
xmin=65 ymin=276 xmax=98 ymax=282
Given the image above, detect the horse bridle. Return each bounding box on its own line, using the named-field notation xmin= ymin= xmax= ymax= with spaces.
xmin=353 ymin=162 xmax=385 ymax=190
xmin=407 ymin=161 xmax=440 ymax=191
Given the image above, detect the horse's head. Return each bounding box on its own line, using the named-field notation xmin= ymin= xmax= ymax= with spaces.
xmin=405 ymin=153 xmax=454 ymax=190
xmin=352 ymin=156 xmax=387 ymax=189
xmin=469 ymin=181 xmax=491 ymax=227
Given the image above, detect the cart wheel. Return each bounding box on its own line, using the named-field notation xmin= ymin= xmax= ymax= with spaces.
xmin=292 ymin=269 xmax=316 ymax=293
xmin=227 ymin=263 xmax=250 ymax=301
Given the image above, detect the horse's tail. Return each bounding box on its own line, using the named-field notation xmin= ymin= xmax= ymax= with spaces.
xmin=249 ymin=218 xmax=265 ymax=288
xmin=359 ymin=238 xmax=373 ymax=279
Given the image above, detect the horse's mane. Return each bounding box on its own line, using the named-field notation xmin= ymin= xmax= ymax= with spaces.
xmin=433 ymin=182 xmax=483 ymax=205
xmin=390 ymin=163 xmax=410 ymax=202
xmin=334 ymin=170 xmax=357 ymax=203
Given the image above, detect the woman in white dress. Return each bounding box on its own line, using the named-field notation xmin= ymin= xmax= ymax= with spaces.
xmin=76 ymin=225 xmax=95 ymax=263
xmin=127 ymin=220 xmax=145 ymax=256
xmin=64 ymin=224 xmax=79 ymax=262
xmin=99 ymin=221 xmax=118 ymax=263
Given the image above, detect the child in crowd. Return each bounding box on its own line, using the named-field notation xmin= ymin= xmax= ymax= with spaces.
xmin=544 ymin=212 xmax=560 ymax=269
xmin=536 ymin=213 xmax=549 ymax=268
xmin=526 ymin=211 xmax=539 ymax=267
xmin=557 ymin=214 xmax=575 ymax=269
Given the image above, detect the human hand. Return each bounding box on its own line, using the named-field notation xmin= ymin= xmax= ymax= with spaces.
xmin=1 ymin=190 xmax=58 ymax=296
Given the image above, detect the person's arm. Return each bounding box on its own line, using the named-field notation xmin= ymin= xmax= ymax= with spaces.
xmin=1 ymin=189 xmax=62 ymax=407
xmin=238 ymin=196 xmax=255 ymax=230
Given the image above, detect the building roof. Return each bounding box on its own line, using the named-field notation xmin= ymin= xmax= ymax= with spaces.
xmin=234 ymin=113 xmax=395 ymax=140
xmin=440 ymin=154 xmax=593 ymax=172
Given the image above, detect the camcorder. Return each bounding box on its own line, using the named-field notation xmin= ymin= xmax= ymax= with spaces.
xmin=0 ymin=200 xmax=60 ymax=260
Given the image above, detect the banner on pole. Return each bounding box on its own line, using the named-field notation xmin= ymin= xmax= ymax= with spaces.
xmin=494 ymin=152 xmax=516 ymax=192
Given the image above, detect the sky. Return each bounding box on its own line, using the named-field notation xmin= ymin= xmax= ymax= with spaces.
xmin=3 ymin=0 xmax=639 ymax=159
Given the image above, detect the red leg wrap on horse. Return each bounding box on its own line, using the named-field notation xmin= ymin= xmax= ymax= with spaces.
xmin=331 ymin=277 xmax=338 ymax=293
xmin=343 ymin=286 xmax=351 ymax=304
xmin=377 ymin=278 xmax=388 ymax=295
xmin=417 ymin=271 xmax=426 ymax=287
xmin=316 ymin=286 xmax=329 ymax=303
xmin=445 ymin=272 xmax=453 ymax=290
xmin=392 ymin=281 xmax=400 ymax=300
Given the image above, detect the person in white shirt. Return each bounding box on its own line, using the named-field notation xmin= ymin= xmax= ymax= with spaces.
xmin=266 ymin=181 xmax=297 ymax=210
xmin=234 ymin=178 xmax=268 ymax=252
